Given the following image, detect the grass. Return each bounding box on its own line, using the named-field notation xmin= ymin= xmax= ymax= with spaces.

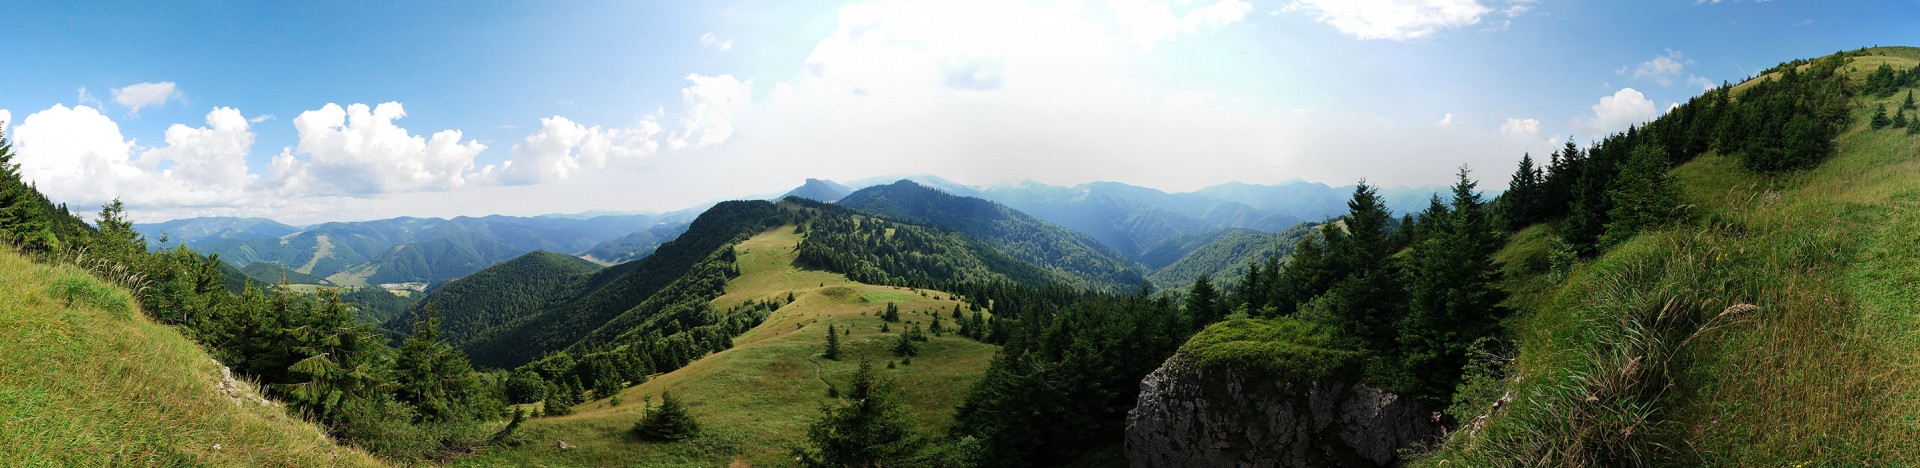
xmin=455 ymin=227 xmax=999 ymax=467
xmin=0 ymin=246 xmax=383 ymax=467
xmin=1425 ymin=47 xmax=1920 ymax=466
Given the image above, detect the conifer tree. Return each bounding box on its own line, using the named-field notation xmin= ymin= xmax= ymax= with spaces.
xmin=1873 ymin=104 xmax=1892 ymax=129
xmin=393 ymin=304 xmax=486 ymax=421
xmin=1600 ymin=145 xmax=1681 ymax=247
xmin=1185 ymin=275 xmax=1221 ymax=325
xmin=632 ymin=391 xmax=700 ymax=441
xmin=792 ymin=360 xmax=943 ymax=467
xmin=1502 ymin=152 xmax=1544 ymax=228
xmin=1324 ymin=181 xmax=1406 ymax=351
xmin=892 ymin=329 xmax=919 ymax=357
xmin=824 ymin=324 xmax=842 ymax=361
xmin=1896 ymin=109 xmax=1910 ymax=129
xmin=1271 ymin=235 xmax=1327 ymax=316
xmin=1906 ymin=89 xmax=1918 ymax=110
xmin=1396 ymin=167 xmax=1508 ymax=406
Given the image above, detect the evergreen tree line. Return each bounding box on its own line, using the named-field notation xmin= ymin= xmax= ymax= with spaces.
xmin=1503 ymin=51 xmax=1867 ymax=256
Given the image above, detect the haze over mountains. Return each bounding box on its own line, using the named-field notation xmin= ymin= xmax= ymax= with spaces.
xmin=137 ymin=176 xmax=1448 ymax=291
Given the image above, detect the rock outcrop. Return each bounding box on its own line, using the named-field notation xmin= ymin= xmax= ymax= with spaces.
xmin=1125 ymin=355 xmax=1441 ymax=467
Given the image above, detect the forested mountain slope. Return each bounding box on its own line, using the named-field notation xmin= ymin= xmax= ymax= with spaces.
xmin=382 ymin=250 xmax=601 ymax=348
xmin=839 ymin=180 xmax=1147 ymax=290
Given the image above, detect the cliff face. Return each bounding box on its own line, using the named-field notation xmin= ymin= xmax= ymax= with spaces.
xmin=1125 ymin=355 xmax=1441 ymax=467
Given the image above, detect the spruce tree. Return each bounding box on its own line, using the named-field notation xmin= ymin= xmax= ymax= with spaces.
xmin=892 ymin=330 xmax=919 ymax=357
xmin=1325 ymin=181 xmax=1406 ymax=351
xmin=1872 ymin=104 xmax=1892 ymax=129
xmin=1600 ymin=145 xmax=1681 ymax=247
xmin=632 ymin=391 xmax=700 ymax=441
xmin=1185 ymin=275 xmax=1221 ymax=325
xmin=824 ymin=324 xmax=842 ymax=361
xmin=1905 ymin=89 xmax=1917 ymax=110
xmin=392 ymin=304 xmax=485 ymax=421
xmin=1897 ymin=109 xmax=1910 ymax=129
xmin=792 ymin=360 xmax=940 ymax=467
xmin=1503 ymin=152 xmax=1543 ymax=228
xmin=1396 ymin=167 xmax=1508 ymax=406
xmin=1271 ymin=235 xmax=1328 ymax=316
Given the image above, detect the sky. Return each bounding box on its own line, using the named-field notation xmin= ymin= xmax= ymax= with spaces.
xmin=1 ymin=0 xmax=1913 ymax=224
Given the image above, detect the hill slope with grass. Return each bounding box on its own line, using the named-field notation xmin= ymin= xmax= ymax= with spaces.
xmin=1424 ymin=46 xmax=1920 ymax=465
xmin=456 ymin=226 xmax=999 ymax=466
xmin=0 ymin=247 xmax=382 ymax=467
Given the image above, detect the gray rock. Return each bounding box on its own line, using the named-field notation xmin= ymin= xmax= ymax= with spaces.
xmin=1125 ymin=356 xmax=1440 ymax=467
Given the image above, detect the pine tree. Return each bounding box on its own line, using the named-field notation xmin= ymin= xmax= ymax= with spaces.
xmin=632 ymin=391 xmax=700 ymax=441
xmin=1185 ymin=275 xmax=1221 ymax=325
xmin=824 ymin=324 xmax=842 ymax=361
xmin=1906 ymin=89 xmax=1917 ymax=110
xmin=1271 ymin=234 xmax=1328 ymax=315
xmin=792 ymin=360 xmax=942 ymax=467
xmin=882 ymin=302 xmax=901 ymax=322
xmin=546 ymin=381 xmax=577 ymax=416
xmin=1872 ymin=104 xmax=1892 ymax=129
xmin=1897 ymin=109 xmax=1910 ymax=129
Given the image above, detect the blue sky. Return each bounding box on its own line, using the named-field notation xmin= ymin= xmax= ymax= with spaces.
xmin=1 ymin=0 xmax=1913 ymax=223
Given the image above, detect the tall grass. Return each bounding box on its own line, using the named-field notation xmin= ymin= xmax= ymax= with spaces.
xmin=0 ymin=244 xmax=383 ymax=466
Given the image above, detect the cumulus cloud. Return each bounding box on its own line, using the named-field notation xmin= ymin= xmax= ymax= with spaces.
xmin=1629 ymin=49 xmax=1692 ymax=86
xmin=666 ymin=74 xmax=751 ymax=150
xmin=8 ymin=104 xmax=263 ymax=210
xmin=1285 ymin=0 xmax=1494 ymax=40
xmin=112 ymin=82 xmax=183 ymax=115
xmin=270 ymin=102 xmax=488 ymax=196
xmin=1108 ymin=0 xmax=1254 ymax=48
xmin=699 ymin=32 xmax=733 ymax=52
xmin=1500 ymin=117 xmax=1540 ymax=137
xmin=1574 ymin=87 xmax=1656 ymax=137
xmin=143 ymin=107 xmax=257 ymax=192
xmin=498 ymin=115 xmax=662 ymax=185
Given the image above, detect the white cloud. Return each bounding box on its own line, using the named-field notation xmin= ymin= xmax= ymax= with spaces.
xmin=1686 ymin=75 xmax=1715 ymax=91
xmin=1630 ymin=49 xmax=1692 ymax=86
xmin=9 ymin=105 xmax=263 ymax=210
xmin=270 ymin=102 xmax=488 ymax=196
xmin=1500 ymin=117 xmax=1539 ymax=137
xmin=699 ymin=32 xmax=733 ymax=52
xmin=249 ymin=114 xmax=274 ymax=124
xmin=77 ymin=87 xmax=105 ymax=108
xmin=1108 ymin=0 xmax=1255 ymax=48
xmin=1437 ymin=112 xmax=1455 ymax=126
xmin=498 ymin=115 xmax=662 ymax=185
xmin=142 ymin=107 xmax=257 ymax=193
xmin=112 ymin=82 xmax=182 ymax=115
xmin=1285 ymin=0 xmax=1494 ymax=40
xmin=1574 ymin=87 xmax=1657 ymax=137
xmin=666 ymin=74 xmax=751 ymax=150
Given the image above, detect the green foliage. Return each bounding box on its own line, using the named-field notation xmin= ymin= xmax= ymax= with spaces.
xmin=1872 ymin=104 xmax=1892 ymax=129
xmin=1601 ymin=145 xmax=1683 ymax=248
xmin=1445 ymin=337 xmax=1511 ymax=424
xmin=633 ymin=391 xmax=701 ymax=441
xmin=824 ymin=324 xmax=842 ymax=361
xmin=835 ymin=181 xmax=1146 ymax=290
xmin=793 ymin=360 xmax=961 ymax=467
xmin=1185 ymin=274 xmax=1221 ymax=326
xmin=1178 ymin=318 xmax=1361 ymax=382
xmin=1395 ymin=168 xmax=1509 ymax=406
xmin=392 ymin=305 xmax=493 ymax=422
xmin=504 ymin=370 xmax=548 ymax=405
xmin=49 ymin=270 xmax=133 ymax=320
xmin=952 ymin=293 xmax=1189 ymax=466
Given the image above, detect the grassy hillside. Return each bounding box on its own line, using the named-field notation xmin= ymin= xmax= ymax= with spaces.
xmin=1427 ymin=47 xmax=1920 ymax=465
xmin=456 ymin=227 xmax=998 ymax=466
xmin=0 ymin=247 xmax=381 ymax=466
